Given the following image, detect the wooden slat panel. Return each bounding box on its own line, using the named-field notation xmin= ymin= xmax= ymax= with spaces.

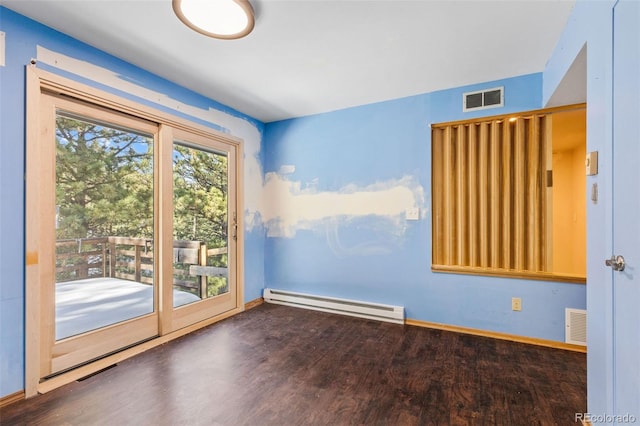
xmin=527 ymin=117 xmax=541 ymax=271
xmin=431 ymin=128 xmax=444 ymax=266
xmin=431 ymin=111 xmax=552 ymax=276
xmin=501 ymin=120 xmax=513 ymax=270
xmin=468 ymin=124 xmax=479 ymax=267
xmin=537 ymin=115 xmax=548 ymax=271
xmin=478 ymin=122 xmax=490 ymax=268
xmin=442 ymin=126 xmax=454 ymax=265
xmin=513 ymin=118 xmax=526 ymax=271
xmin=542 ymin=115 xmax=553 ymax=271
xmin=456 ymin=125 xmax=468 ymax=266
xmin=489 ymin=120 xmax=501 ymax=269
xmin=449 ymin=126 xmax=458 ymax=265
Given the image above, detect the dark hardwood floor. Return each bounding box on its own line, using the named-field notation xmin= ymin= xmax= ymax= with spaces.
xmin=1 ymin=303 xmax=586 ymax=425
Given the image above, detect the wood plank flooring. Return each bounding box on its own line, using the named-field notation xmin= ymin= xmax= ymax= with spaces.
xmin=0 ymin=303 xmax=586 ymax=425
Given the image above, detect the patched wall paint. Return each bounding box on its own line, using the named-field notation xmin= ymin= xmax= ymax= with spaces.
xmin=260 ymin=173 xmax=425 ymax=239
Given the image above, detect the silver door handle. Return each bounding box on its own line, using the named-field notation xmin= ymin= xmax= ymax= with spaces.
xmin=605 ymin=255 xmax=625 ymax=271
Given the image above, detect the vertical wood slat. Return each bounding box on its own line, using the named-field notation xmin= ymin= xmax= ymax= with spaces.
xmin=450 ymin=127 xmax=458 ymax=265
xmin=456 ymin=125 xmax=468 ymax=266
xmin=468 ymin=124 xmax=478 ymax=267
xmin=489 ymin=120 xmax=501 ymax=269
xmin=543 ymin=115 xmax=553 ymax=271
xmin=442 ymin=127 xmax=454 ymax=265
xmin=478 ymin=122 xmax=490 ymax=267
xmin=513 ymin=118 xmax=526 ymax=271
xmin=527 ymin=116 xmax=541 ymax=271
xmin=431 ymin=129 xmax=444 ymax=266
xmin=501 ymin=120 xmax=512 ymax=270
xmin=537 ymin=115 xmax=549 ymax=272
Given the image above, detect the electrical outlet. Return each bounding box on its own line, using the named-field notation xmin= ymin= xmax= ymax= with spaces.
xmin=512 ymin=297 xmax=522 ymax=312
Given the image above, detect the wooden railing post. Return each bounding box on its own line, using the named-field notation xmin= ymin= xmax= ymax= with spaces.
xmin=101 ymin=239 xmax=108 ymax=277
xmin=77 ymin=239 xmax=88 ymax=278
xmin=134 ymin=244 xmax=142 ymax=283
xmin=199 ymin=243 xmax=207 ymax=298
xmin=109 ymin=237 xmax=116 ymax=278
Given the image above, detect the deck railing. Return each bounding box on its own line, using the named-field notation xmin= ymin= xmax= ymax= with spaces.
xmin=55 ymin=236 xmax=227 ymax=298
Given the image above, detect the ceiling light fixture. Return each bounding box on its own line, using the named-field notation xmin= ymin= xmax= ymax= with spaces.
xmin=173 ymin=0 xmax=255 ymax=40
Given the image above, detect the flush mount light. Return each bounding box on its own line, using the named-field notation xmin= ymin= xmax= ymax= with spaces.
xmin=173 ymin=0 xmax=255 ymax=40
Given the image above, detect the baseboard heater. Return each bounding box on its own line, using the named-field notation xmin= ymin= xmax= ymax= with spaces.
xmin=263 ymin=288 xmax=404 ymax=324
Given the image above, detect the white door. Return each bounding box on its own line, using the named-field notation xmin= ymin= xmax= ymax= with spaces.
xmin=612 ymin=0 xmax=640 ymax=418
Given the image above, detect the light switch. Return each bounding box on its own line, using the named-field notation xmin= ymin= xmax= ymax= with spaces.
xmin=586 ymin=151 xmax=598 ymax=176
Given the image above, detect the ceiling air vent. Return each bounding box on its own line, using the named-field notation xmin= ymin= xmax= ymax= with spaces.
xmin=463 ymin=86 xmax=504 ymax=112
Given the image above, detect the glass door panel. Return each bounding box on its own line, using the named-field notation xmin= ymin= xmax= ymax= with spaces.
xmin=55 ymin=112 xmax=155 ymax=340
xmin=172 ymin=142 xmax=229 ymax=305
xmin=38 ymin=92 xmax=160 ymax=377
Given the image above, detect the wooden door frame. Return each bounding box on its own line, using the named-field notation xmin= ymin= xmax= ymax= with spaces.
xmin=25 ymin=65 xmax=245 ymax=396
xmin=38 ymin=92 xmax=162 ymax=377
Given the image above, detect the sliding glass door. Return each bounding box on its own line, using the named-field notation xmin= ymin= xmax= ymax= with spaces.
xmin=28 ymin=80 xmax=241 ymax=386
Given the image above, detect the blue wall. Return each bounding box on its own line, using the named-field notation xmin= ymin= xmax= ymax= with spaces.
xmin=0 ymin=7 xmax=266 ymax=397
xmin=263 ymin=72 xmax=585 ymax=343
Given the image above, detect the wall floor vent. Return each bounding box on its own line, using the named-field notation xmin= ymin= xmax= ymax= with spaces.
xmin=463 ymin=86 xmax=504 ymax=112
xmin=263 ymin=288 xmax=404 ymax=324
xmin=565 ymin=308 xmax=587 ymax=346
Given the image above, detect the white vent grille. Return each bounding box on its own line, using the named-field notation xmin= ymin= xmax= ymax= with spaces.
xmin=463 ymin=86 xmax=504 ymax=112
xmin=263 ymin=288 xmax=404 ymax=324
xmin=565 ymin=308 xmax=587 ymax=346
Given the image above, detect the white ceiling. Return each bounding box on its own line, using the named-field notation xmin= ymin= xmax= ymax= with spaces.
xmin=2 ymin=0 xmax=576 ymax=123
